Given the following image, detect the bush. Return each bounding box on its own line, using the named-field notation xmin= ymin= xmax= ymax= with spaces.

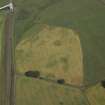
xmin=57 ymin=79 xmax=65 ymax=84
xmin=101 ymin=80 xmax=105 ymax=88
xmin=25 ymin=70 xmax=40 ymax=78
xmin=59 ymin=102 xmax=64 ymax=105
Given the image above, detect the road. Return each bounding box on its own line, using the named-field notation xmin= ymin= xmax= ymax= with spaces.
xmin=3 ymin=10 xmax=15 ymax=105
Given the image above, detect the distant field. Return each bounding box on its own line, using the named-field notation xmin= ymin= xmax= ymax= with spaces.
xmin=15 ymin=0 xmax=105 ymax=85
xmin=16 ymin=76 xmax=88 ymax=105
xmin=16 ymin=25 xmax=83 ymax=85
xmin=85 ymin=83 xmax=105 ymax=105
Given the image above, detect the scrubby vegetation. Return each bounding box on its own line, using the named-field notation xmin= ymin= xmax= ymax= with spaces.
xmin=25 ymin=70 xmax=40 ymax=78
xmin=101 ymin=80 xmax=105 ymax=88
xmin=57 ymin=79 xmax=65 ymax=84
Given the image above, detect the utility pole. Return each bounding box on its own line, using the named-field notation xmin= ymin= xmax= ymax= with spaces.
xmin=0 ymin=2 xmax=15 ymax=105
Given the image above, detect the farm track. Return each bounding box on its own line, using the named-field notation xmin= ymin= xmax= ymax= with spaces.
xmin=3 ymin=11 xmax=15 ymax=105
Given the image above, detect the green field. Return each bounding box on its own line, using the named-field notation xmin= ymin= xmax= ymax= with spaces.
xmin=14 ymin=0 xmax=105 ymax=104
xmin=0 ymin=13 xmax=6 ymax=104
xmin=0 ymin=0 xmax=105 ymax=104
xmin=0 ymin=14 xmax=6 ymax=58
xmin=85 ymin=83 xmax=105 ymax=105
xmin=16 ymin=76 xmax=89 ymax=105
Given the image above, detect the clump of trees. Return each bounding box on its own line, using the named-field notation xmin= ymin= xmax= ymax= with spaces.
xmin=101 ymin=80 xmax=105 ymax=88
xmin=57 ymin=79 xmax=65 ymax=84
xmin=25 ymin=70 xmax=40 ymax=78
xmin=25 ymin=70 xmax=66 ymax=85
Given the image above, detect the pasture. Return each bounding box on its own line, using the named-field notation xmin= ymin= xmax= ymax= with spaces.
xmin=16 ymin=76 xmax=88 ymax=105
xmin=0 ymin=13 xmax=7 ymax=104
xmin=85 ymin=83 xmax=105 ymax=105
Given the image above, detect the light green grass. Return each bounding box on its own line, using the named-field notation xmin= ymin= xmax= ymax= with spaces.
xmin=0 ymin=14 xmax=5 ymax=54
xmin=85 ymin=83 xmax=105 ymax=105
xmin=0 ymin=13 xmax=6 ymax=104
xmin=16 ymin=76 xmax=89 ymax=105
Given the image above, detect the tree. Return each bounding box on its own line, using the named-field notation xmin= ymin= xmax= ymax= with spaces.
xmin=101 ymin=80 xmax=105 ymax=88
xmin=25 ymin=70 xmax=40 ymax=78
xmin=57 ymin=79 xmax=65 ymax=84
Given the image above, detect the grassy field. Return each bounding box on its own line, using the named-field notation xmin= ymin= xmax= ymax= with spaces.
xmin=0 ymin=13 xmax=6 ymax=104
xmin=0 ymin=14 xmax=4 ymax=55
xmin=0 ymin=0 xmax=105 ymax=104
xmin=13 ymin=0 xmax=105 ymax=104
xmin=85 ymin=83 xmax=105 ymax=105
xmin=15 ymin=0 xmax=105 ymax=85
xmin=16 ymin=76 xmax=89 ymax=105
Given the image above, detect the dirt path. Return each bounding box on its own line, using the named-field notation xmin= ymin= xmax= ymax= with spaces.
xmin=3 ymin=12 xmax=15 ymax=105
